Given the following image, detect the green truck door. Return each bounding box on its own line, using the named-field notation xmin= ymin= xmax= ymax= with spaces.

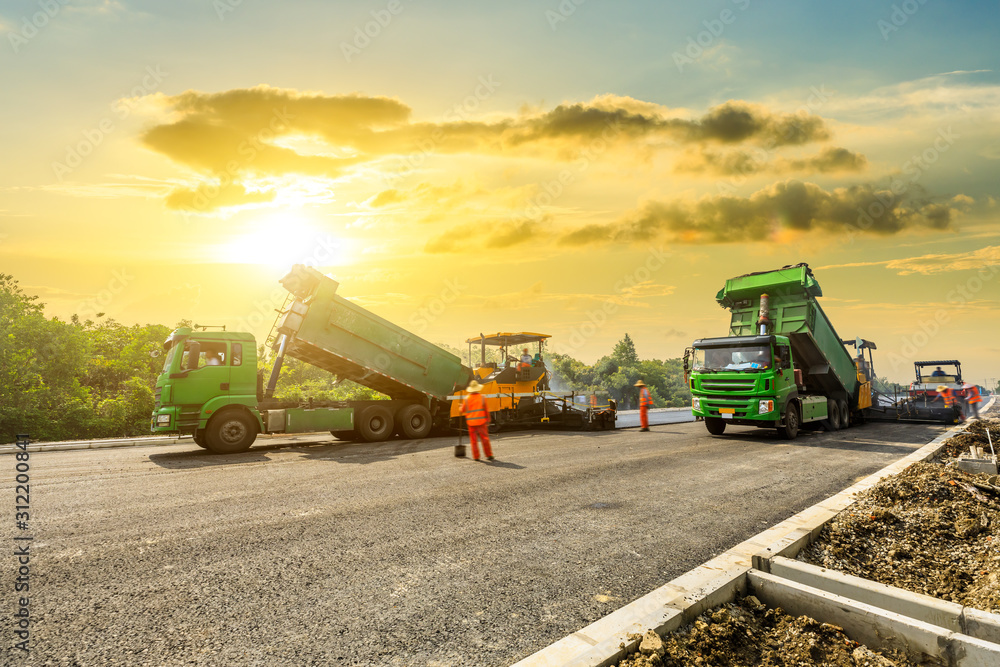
xmin=171 ymin=340 xmax=232 ymax=410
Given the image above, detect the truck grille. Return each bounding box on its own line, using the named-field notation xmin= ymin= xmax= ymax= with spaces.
xmin=700 ymin=378 xmax=757 ymax=392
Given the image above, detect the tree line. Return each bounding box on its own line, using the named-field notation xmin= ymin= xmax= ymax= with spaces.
xmin=1 ymin=275 xmax=689 ymax=442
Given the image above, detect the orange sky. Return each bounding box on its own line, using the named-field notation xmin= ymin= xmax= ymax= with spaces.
xmin=1 ymin=1 xmax=998 ymax=386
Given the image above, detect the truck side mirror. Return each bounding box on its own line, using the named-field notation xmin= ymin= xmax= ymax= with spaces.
xmin=186 ymin=342 xmax=201 ymax=370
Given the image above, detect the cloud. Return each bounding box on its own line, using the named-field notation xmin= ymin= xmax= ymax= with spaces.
xmin=560 ymin=180 xmax=959 ymax=246
xmin=818 ymin=246 xmax=1000 ymax=275
xmin=424 ymin=218 xmax=547 ymax=253
xmin=883 ymin=246 xmax=1000 ymax=275
xmin=164 ymin=182 xmax=276 ymax=211
xmin=675 ymin=146 xmax=867 ymax=176
xmin=139 ymin=87 xmax=834 ymax=212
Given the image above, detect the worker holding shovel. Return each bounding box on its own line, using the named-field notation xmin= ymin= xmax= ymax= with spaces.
xmin=459 ymin=380 xmax=494 ymax=461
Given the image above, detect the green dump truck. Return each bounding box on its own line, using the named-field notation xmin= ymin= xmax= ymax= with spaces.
xmin=151 ymin=265 xmax=473 ymax=454
xmin=684 ymin=264 xmax=872 ymax=439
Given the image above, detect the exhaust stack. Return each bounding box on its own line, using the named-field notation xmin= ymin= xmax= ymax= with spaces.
xmin=757 ymin=293 xmax=770 ymax=335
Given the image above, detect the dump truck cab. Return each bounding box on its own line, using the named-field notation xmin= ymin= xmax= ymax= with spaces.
xmin=688 ymin=334 xmax=810 ymax=437
xmin=151 ymin=327 xmax=261 ymax=447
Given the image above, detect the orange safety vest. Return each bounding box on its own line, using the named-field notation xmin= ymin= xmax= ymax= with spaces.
xmin=589 ymin=395 xmax=597 ymax=408
xmin=461 ymin=393 xmax=490 ymax=426
xmin=639 ymin=387 xmax=652 ymax=408
xmin=940 ymin=388 xmax=955 ymax=407
xmin=967 ymin=385 xmax=982 ymax=404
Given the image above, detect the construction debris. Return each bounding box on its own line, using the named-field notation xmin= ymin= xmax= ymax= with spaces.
xmin=614 ymin=596 xmax=923 ymax=666
xmin=800 ymin=415 xmax=1000 ymax=612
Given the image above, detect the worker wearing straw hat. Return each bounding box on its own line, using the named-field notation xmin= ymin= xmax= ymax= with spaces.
xmin=635 ymin=379 xmax=652 ymax=431
xmin=460 ymin=381 xmax=494 ymax=460
xmin=937 ymin=385 xmax=964 ymax=421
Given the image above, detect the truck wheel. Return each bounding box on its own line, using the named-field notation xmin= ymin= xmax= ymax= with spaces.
xmin=396 ymin=404 xmax=432 ymax=439
xmin=205 ymin=410 xmax=257 ymax=454
xmin=779 ymin=404 xmax=799 ymax=439
xmin=193 ymin=430 xmax=209 ymax=449
xmin=824 ymin=399 xmax=842 ymax=431
xmin=357 ymin=405 xmax=393 ymax=442
xmin=838 ymin=400 xmax=850 ymax=428
xmin=330 ymin=430 xmax=358 ymax=441
xmin=705 ymin=417 xmax=726 ymax=435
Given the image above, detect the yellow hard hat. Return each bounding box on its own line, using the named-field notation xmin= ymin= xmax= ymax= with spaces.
xmin=467 ymin=381 xmax=483 ymax=393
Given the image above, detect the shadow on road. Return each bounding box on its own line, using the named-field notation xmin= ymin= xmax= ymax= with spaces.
xmin=148 ymin=449 xmax=275 ymax=469
xmin=481 ymin=459 xmax=526 ymax=470
xmin=148 ymin=435 xmax=462 ymax=469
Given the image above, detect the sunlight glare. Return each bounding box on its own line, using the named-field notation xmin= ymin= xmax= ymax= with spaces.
xmin=220 ymin=215 xmax=352 ymax=268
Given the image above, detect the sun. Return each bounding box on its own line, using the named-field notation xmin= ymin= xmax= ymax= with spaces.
xmin=219 ymin=214 xmax=352 ymax=268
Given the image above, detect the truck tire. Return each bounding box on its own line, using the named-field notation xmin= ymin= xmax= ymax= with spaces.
xmin=193 ymin=430 xmax=209 ymax=449
xmin=705 ymin=417 xmax=726 ymax=435
xmin=396 ymin=404 xmax=432 ymax=439
xmin=357 ymin=405 xmax=393 ymax=442
xmin=779 ymin=404 xmax=799 ymax=440
xmin=205 ymin=410 xmax=258 ymax=454
xmin=838 ymin=400 xmax=850 ymax=428
xmin=824 ymin=399 xmax=842 ymax=431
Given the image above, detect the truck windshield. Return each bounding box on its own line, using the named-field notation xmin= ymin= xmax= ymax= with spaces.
xmin=693 ymin=345 xmax=772 ymax=372
xmin=161 ymin=340 xmax=178 ymax=373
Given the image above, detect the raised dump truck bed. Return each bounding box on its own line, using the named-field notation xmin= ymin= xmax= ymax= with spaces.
xmin=719 ymin=264 xmax=858 ymax=400
xmin=277 ymin=265 xmax=471 ymax=403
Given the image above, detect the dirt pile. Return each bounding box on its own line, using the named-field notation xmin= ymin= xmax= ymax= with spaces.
xmin=614 ymin=595 xmax=923 ymax=667
xmin=935 ymin=417 xmax=1000 ymax=461
xmin=800 ymin=420 xmax=1000 ymax=612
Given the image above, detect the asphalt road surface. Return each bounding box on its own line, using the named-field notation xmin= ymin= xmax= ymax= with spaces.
xmin=2 ymin=419 xmax=948 ymax=666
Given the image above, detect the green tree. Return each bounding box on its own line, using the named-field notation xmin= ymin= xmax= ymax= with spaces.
xmin=612 ymin=333 xmax=639 ymax=366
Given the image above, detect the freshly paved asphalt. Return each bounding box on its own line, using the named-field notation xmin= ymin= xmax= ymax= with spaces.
xmin=1 ymin=419 xmax=948 ymax=666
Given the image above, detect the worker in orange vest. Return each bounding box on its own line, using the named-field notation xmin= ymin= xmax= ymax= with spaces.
xmin=635 ymin=379 xmax=652 ymax=431
xmin=460 ymin=380 xmax=494 ymax=461
xmin=589 ymin=394 xmax=598 ymax=409
xmin=965 ymin=383 xmax=983 ymax=419
xmin=937 ymin=385 xmax=964 ymax=421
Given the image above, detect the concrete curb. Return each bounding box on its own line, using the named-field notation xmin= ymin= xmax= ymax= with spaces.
xmin=615 ymin=407 xmax=691 ymax=415
xmin=0 ymin=435 xmax=189 ymax=454
xmin=749 ymin=570 xmax=1000 ymax=666
xmin=513 ymin=397 xmax=997 ymax=667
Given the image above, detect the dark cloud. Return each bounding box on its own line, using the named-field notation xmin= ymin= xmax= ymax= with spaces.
xmin=559 ymin=180 xmax=959 ymax=245
xmin=675 ymin=146 xmax=867 ymax=177
xmin=141 ymin=87 xmax=835 ymax=212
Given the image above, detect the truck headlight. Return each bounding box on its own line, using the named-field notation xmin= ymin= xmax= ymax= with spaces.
xmin=692 ymin=397 xmax=701 ymax=411
xmin=758 ymin=400 xmax=774 ymax=414
xmin=156 ymin=414 xmax=171 ymax=425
